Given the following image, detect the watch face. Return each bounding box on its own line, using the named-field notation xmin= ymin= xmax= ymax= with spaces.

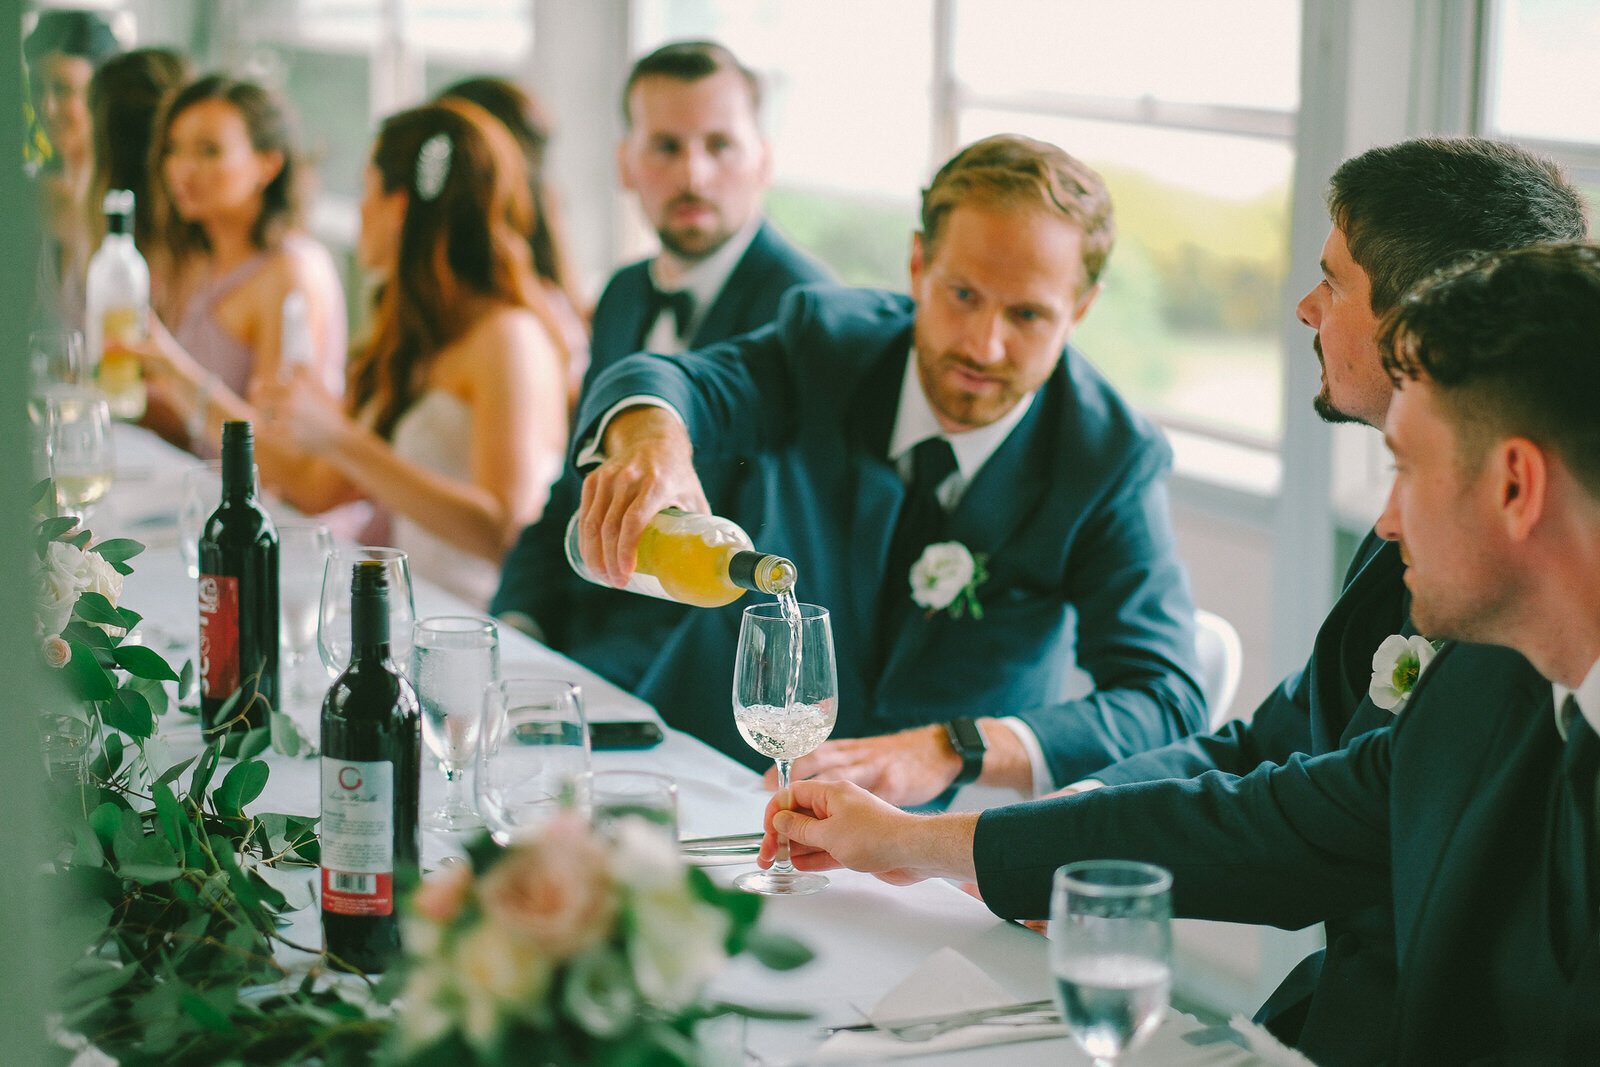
xmin=947 ymin=717 xmax=986 ymax=754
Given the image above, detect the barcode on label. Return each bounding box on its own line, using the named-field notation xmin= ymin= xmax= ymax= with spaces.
xmin=330 ymin=872 xmax=376 ymax=894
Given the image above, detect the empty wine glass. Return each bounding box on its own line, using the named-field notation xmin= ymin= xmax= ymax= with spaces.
xmin=29 ymin=329 xmax=86 ymax=394
xmin=319 ymin=548 xmax=414 ymax=680
xmin=276 ymin=519 xmax=333 ymax=700
xmin=1050 ymin=860 xmax=1173 ymax=1066
xmin=413 ymin=616 xmax=499 ymax=831
xmin=475 ymin=678 xmax=589 ymax=845
xmin=43 ymin=389 xmax=114 ymax=525
xmin=732 ymin=600 xmax=837 ymax=895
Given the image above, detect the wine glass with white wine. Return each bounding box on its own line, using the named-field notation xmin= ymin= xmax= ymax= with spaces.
xmin=732 ymin=599 xmax=837 ymax=895
xmin=1050 ymin=860 xmax=1173 ymax=1066
xmin=44 ymin=389 xmax=114 ymax=526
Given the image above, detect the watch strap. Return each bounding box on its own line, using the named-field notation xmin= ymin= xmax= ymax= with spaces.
xmin=943 ymin=716 xmax=986 ymax=788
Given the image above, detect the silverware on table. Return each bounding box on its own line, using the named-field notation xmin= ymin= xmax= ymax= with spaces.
xmin=822 ymin=998 xmax=1059 ymax=1042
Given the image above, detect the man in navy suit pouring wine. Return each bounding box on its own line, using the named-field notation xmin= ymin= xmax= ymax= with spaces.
xmin=571 ymin=134 xmax=1206 ymax=801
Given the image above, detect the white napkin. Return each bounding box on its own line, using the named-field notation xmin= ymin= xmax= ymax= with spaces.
xmin=1221 ymin=1015 xmax=1321 ymax=1067
xmin=808 ymin=946 xmax=1067 ymax=1062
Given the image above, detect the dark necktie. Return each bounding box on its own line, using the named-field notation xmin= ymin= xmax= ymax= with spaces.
xmin=882 ymin=437 xmax=958 ymax=632
xmin=1557 ymin=697 xmax=1600 ymax=945
xmin=645 ymin=281 xmax=695 ymax=341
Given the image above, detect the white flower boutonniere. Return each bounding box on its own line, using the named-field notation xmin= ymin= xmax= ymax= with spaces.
xmin=1368 ymin=634 xmax=1443 ymax=713
xmin=909 ymin=541 xmax=989 ymax=619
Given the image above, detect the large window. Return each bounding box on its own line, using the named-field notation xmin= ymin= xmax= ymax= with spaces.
xmin=1483 ymin=0 xmax=1600 ymax=219
xmin=636 ymin=0 xmax=1300 ymax=443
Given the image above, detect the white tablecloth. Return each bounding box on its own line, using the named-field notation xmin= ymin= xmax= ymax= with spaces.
xmin=99 ymin=424 xmax=1290 ymax=1067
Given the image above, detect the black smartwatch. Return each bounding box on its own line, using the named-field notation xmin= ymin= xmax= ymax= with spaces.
xmin=943 ymin=717 xmax=987 ymax=788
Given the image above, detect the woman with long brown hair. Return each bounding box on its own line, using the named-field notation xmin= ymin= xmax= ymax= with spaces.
xmin=136 ymin=74 xmax=346 ymax=452
xmin=167 ymin=100 xmax=567 ymax=606
xmin=436 ymin=76 xmax=590 ymax=406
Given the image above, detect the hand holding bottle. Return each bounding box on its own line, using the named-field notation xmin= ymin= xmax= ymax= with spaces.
xmin=574 ymin=404 xmax=709 ymax=586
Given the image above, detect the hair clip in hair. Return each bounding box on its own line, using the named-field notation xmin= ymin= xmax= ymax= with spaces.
xmin=415 ymin=132 xmax=452 ymax=201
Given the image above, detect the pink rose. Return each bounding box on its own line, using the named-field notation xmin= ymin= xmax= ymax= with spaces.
xmin=41 ymin=635 xmax=71 ymax=669
xmin=477 ymin=814 xmax=617 ymax=960
xmin=412 ymin=862 xmax=473 ymax=924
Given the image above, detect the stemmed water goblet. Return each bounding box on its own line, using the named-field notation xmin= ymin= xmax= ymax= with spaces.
xmin=731 ymin=600 xmax=837 ymax=895
xmin=1049 ymin=860 xmax=1173 ymax=1066
xmin=276 ymin=520 xmax=333 ymax=702
xmin=319 ymin=547 xmax=414 ymax=680
xmin=412 ymin=616 xmax=499 ymax=831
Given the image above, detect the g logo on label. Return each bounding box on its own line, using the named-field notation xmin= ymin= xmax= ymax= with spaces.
xmin=338 ymin=766 xmax=363 ymax=791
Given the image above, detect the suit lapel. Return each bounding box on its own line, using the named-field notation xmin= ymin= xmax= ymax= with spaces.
xmin=691 ymin=223 xmax=775 ymax=348
xmin=1315 ymin=536 xmax=1409 ymax=750
xmin=842 ymin=340 xmax=912 ymax=679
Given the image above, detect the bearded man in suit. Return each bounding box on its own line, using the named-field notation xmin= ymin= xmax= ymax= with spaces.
xmin=761 ymin=242 xmax=1600 ymax=1065
xmin=572 ymin=133 xmax=1206 ymax=799
xmin=492 ymin=40 xmax=830 ymax=687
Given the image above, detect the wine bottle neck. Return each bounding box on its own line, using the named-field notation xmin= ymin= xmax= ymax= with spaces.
xmin=220 ymin=422 xmax=256 ymax=499
xmin=727 ymin=550 xmax=798 ymax=595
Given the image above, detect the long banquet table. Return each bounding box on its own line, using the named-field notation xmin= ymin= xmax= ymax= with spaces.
xmin=96 ymin=424 xmax=1294 ymax=1067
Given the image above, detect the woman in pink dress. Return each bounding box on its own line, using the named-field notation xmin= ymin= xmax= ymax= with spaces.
xmin=137 ymin=75 xmax=346 ymax=454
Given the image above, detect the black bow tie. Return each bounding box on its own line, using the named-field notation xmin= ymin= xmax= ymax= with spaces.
xmin=648 ymin=283 xmax=695 ymax=338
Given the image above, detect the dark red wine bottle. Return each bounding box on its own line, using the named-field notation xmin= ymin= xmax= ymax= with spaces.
xmin=320 ymin=561 xmax=421 ymax=973
xmin=197 ymin=420 xmax=278 ymax=734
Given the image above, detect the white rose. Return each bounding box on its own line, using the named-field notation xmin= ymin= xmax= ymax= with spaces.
xmin=627 ymin=887 xmax=730 ymax=1011
xmin=82 ymin=546 xmax=123 ymax=607
xmin=608 ymin=816 xmax=684 ymax=892
xmin=451 ymin=925 xmax=551 ymax=1051
xmin=396 ymin=960 xmax=457 ymax=1051
xmin=909 ymin=542 xmax=976 ymax=611
xmin=1368 ymin=634 xmax=1439 ymax=713
xmin=35 ymin=542 xmax=94 ymax=635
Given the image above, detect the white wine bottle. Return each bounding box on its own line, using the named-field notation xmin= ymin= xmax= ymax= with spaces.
xmin=85 ymin=189 xmax=149 ymax=420
xmin=565 ymin=507 xmax=797 ymax=608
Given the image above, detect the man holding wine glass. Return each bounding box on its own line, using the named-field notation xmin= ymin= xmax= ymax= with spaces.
xmin=570 ymin=134 xmax=1205 ymax=803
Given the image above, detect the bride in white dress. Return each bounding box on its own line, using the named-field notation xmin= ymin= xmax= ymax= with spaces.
xmin=242 ymin=99 xmax=568 ymax=606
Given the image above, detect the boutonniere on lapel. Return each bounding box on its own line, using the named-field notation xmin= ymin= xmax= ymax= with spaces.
xmin=910 ymin=541 xmax=989 ymax=620
xmin=1368 ymin=634 xmax=1444 ymax=713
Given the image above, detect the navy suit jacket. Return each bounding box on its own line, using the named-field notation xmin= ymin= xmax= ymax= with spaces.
xmin=490 ymin=220 xmax=831 ymax=688
xmin=576 ymin=285 xmax=1205 ymax=778
xmin=976 ymin=642 xmax=1600 ymax=1065
xmin=1093 ymin=530 xmax=1408 ymax=1063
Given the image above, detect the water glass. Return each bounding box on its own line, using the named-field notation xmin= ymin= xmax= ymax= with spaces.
xmin=276 ymin=520 xmax=333 ymax=697
xmin=475 ymin=679 xmax=589 ymax=845
xmin=413 ymin=616 xmax=499 ymax=831
xmin=1050 ymin=860 xmax=1173 ymax=1066
xmin=586 ymin=769 xmax=679 ymax=842
xmin=179 ymin=460 xmax=260 ymax=580
xmin=318 ymin=547 xmax=414 ymax=679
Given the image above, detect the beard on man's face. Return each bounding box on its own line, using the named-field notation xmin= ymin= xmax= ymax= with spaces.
xmin=1311 ymin=334 xmax=1363 ymax=425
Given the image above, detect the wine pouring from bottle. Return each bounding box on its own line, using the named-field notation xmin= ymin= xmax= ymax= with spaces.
xmin=565 ymin=507 xmax=797 ymax=608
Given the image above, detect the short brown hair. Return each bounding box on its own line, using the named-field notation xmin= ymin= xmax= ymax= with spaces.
xmin=920 ymin=134 xmax=1115 ymax=289
xmin=622 ymin=40 xmax=760 ymax=127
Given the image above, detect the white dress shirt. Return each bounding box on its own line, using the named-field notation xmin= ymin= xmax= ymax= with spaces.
xmin=1554 ymin=655 xmax=1600 ymax=741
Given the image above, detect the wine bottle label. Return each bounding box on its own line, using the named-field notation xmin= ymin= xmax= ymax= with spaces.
xmin=197 ymin=574 xmax=240 ymax=699
xmin=320 ymin=757 xmax=396 ymax=916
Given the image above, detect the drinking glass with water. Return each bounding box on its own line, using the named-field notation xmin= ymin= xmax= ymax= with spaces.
xmin=1049 ymin=860 xmax=1173 ymax=1066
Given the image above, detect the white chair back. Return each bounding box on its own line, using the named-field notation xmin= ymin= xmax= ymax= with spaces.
xmin=1194 ymin=608 xmax=1244 ymax=731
